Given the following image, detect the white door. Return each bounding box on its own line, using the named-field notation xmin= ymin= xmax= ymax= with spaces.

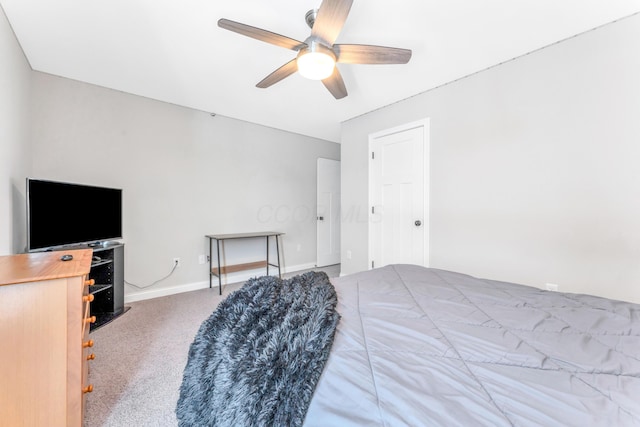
xmin=369 ymin=121 xmax=429 ymax=268
xmin=317 ymin=158 xmax=341 ymax=267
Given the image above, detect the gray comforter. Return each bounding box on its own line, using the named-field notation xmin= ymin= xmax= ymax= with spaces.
xmin=304 ymin=264 xmax=640 ymax=426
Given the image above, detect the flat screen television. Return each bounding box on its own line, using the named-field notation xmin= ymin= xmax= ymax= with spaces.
xmin=27 ymin=178 xmax=122 ymax=251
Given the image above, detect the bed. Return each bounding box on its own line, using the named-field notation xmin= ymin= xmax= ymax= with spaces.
xmin=304 ymin=264 xmax=640 ymax=426
xmin=178 ymin=264 xmax=640 ymax=426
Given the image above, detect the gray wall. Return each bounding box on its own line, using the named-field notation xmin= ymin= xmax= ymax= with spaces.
xmin=29 ymin=73 xmax=339 ymax=299
xmin=0 ymin=5 xmax=31 ymax=255
xmin=341 ymin=14 xmax=640 ymax=304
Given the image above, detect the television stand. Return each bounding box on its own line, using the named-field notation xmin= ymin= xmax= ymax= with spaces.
xmin=87 ymin=242 xmax=128 ymax=330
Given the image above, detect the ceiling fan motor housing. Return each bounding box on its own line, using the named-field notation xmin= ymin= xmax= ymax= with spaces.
xmin=299 ymin=38 xmax=335 ymax=59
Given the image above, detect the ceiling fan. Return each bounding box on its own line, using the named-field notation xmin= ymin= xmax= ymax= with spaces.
xmin=218 ymin=0 xmax=412 ymax=99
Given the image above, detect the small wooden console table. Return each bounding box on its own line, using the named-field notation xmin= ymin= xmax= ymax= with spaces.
xmin=206 ymin=231 xmax=284 ymax=295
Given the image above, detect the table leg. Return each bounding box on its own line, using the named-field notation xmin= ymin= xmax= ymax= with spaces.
xmin=276 ymin=235 xmax=282 ymax=279
xmin=208 ymin=238 xmax=212 ymax=289
xmin=266 ymin=236 xmax=270 ymax=276
xmin=216 ymin=239 xmax=222 ymax=295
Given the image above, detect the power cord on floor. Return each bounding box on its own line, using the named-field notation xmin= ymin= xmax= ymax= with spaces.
xmin=125 ymin=259 xmax=179 ymax=289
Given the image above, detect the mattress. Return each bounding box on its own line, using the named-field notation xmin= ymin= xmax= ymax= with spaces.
xmin=304 ymin=264 xmax=640 ymax=426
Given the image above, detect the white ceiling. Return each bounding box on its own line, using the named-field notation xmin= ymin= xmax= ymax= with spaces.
xmin=2 ymin=1 xmax=640 ymax=142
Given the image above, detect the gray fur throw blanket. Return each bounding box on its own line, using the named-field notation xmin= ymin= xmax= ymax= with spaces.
xmin=176 ymin=271 xmax=340 ymax=427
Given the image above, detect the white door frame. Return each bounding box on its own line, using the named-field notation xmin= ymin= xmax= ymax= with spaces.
xmin=317 ymin=158 xmax=341 ymax=267
xmin=368 ymin=118 xmax=430 ymax=269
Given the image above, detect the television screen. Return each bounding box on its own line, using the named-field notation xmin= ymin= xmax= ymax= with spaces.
xmin=27 ymin=178 xmax=122 ymax=251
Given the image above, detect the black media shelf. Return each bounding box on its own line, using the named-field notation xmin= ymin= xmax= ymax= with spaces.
xmin=91 ymin=259 xmax=113 ymax=268
xmin=87 ymin=243 xmax=127 ymax=332
xmin=89 ymin=284 xmax=112 ymax=295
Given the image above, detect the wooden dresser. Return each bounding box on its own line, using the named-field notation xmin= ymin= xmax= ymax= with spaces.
xmin=0 ymin=249 xmax=95 ymax=426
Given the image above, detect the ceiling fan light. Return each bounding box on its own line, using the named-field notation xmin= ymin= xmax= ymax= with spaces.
xmin=297 ymin=45 xmax=336 ymax=80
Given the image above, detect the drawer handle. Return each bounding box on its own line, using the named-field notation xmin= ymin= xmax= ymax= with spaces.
xmin=85 ymin=316 xmax=97 ymax=324
xmin=85 ymin=279 xmax=95 ymax=286
xmin=87 ymin=353 xmax=96 ymax=361
xmin=83 ymin=340 xmax=94 ymax=348
xmin=83 ymin=385 xmax=94 ymax=394
xmin=83 ymin=294 xmax=95 ymax=303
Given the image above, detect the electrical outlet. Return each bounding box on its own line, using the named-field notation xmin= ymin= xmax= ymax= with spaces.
xmin=545 ymin=283 xmax=558 ymax=291
xmin=296 ymin=244 xmax=301 ymax=252
xmin=173 ymin=257 xmax=181 ymax=268
xmin=346 ymin=250 xmax=352 ymax=260
xmin=198 ymin=254 xmax=206 ymax=265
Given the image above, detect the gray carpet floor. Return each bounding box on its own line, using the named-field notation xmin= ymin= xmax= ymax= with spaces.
xmin=84 ymin=265 xmax=340 ymax=427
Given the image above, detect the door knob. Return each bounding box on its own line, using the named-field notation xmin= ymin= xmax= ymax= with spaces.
xmin=415 ymin=220 xmax=422 ymax=227
xmin=317 ymin=216 xmax=324 ymax=221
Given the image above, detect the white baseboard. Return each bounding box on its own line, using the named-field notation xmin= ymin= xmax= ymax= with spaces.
xmin=124 ymin=262 xmax=318 ymax=303
xmin=125 ymin=280 xmax=210 ymax=303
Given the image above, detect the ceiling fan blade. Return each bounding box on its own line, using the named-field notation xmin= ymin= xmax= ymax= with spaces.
xmin=256 ymin=59 xmax=298 ymax=88
xmin=311 ymin=0 xmax=353 ymax=45
xmin=218 ymin=19 xmax=305 ymax=51
xmin=334 ymin=44 xmax=412 ymax=64
xmin=322 ymin=67 xmax=348 ymax=99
